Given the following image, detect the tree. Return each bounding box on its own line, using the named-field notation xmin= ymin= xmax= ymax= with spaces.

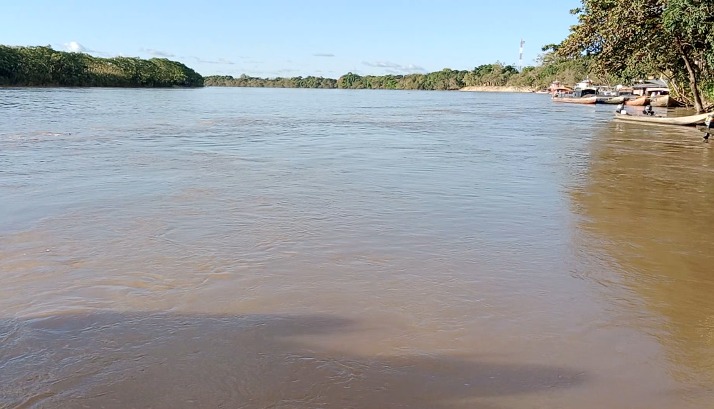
xmin=558 ymin=0 xmax=714 ymax=112
xmin=0 ymin=45 xmax=203 ymax=87
xmin=337 ymin=72 xmax=362 ymax=89
xmin=661 ymin=0 xmax=714 ymax=109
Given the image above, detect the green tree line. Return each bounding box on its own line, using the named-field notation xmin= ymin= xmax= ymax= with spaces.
xmin=0 ymin=45 xmax=203 ymax=87
xmin=204 ymin=57 xmax=592 ymax=92
xmin=206 ymin=74 xmax=337 ymax=88
xmin=207 ymin=0 xmax=713 ymax=110
xmin=7 ymin=0 xmax=712 ymax=111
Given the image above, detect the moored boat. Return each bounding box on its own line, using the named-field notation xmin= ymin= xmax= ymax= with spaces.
xmin=597 ymin=96 xmax=626 ymax=104
xmin=552 ymin=95 xmax=597 ymax=104
xmin=647 ymin=88 xmax=675 ymax=107
xmin=572 ymin=78 xmax=597 ymax=99
xmin=650 ymin=94 xmax=671 ymax=107
xmin=613 ymin=112 xmax=711 ymax=126
xmin=625 ymin=95 xmax=650 ymax=106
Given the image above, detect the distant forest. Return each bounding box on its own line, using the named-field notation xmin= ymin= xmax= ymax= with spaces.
xmin=1 ymin=44 xmax=593 ymax=92
xmin=0 ymin=45 xmax=203 ymax=87
xmin=204 ymin=53 xmax=592 ymax=91
xmin=1 ymin=43 xmax=593 ymax=91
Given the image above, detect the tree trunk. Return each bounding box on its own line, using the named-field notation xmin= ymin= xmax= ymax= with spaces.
xmin=677 ymin=38 xmax=704 ymax=113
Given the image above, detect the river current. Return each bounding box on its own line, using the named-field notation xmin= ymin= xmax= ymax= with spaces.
xmin=1 ymin=87 xmax=713 ymax=408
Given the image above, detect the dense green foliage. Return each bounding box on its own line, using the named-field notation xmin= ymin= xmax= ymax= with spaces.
xmin=204 ymin=69 xmax=476 ymax=90
xmin=10 ymin=0 xmax=711 ymax=105
xmin=205 ymin=74 xmax=336 ymax=88
xmin=205 ymin=59 xmax=592 ymax=92
xmin=558 ymin=0 xmax=714 ymax=111
xmin=0 ymin=45 xmax=203 ymax=87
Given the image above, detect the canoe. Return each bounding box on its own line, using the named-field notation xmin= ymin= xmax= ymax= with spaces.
xmin=597 ymin=96 xmax=626 ymax=104
xmin=552 ymin=96 xmax=597 ymax=104
xmin=625 ymin=95 xmax=650 ymax=106
xmin=613 ymin=112 xmax=711 ymax=126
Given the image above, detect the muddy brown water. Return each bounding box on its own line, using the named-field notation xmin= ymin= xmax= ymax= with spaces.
xmin=1 ymin=88 xmax=713 ymax=408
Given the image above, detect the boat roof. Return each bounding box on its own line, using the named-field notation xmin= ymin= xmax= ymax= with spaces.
xmin=633 ymin=79 xmax=668 ymax=89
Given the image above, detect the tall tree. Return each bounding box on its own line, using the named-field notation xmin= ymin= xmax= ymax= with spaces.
xmin=558 ymin=0 xmax=714 ymax=112
xmin=661 ymin=0 xmax=714 ymax=110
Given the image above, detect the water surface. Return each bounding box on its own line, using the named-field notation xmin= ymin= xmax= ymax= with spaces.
xmin=1 ymin=87 xmax=713 ymax=408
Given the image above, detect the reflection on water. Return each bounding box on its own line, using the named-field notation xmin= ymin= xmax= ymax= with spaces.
xmin=572 ymin=121 xmax=714 ymax=391
xmin=2 ymin=88 xmax=714 ymax=408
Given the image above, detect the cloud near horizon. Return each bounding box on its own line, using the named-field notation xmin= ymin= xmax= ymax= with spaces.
xmin=193 ymin=57 xmax=236 ymax=65
xmin=63 ymin=41 xmax=86 ymax=53
xmin=362 ymin=61 xmax=426 ymax=74
xmin=313 ymin=53 xmax=335 ymax=57
xmin=141 ymin=48 xmax=175 ymax=58
xmin=60 ymin=41 xmax=112 ymax=56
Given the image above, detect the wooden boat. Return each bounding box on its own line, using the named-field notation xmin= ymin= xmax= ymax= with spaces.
xmin=548 ymin=80 xmax=572 ymax=95
xmin=650 ymin=94 xmax=671 ymax=107
xmin=573 ymin=78 xmax=597 ymax=97
xmin=613 ymin=112 xmax=711 ymax=126
xmin=647 ymin=87 xmax=675 ymax=107
xmin=625 ymin=95 xmax=650 ymax=106
xmin=597 ymin=96 xmax=626 ymax=104
xmin=552 ymin=96 xmax=597 ymax=104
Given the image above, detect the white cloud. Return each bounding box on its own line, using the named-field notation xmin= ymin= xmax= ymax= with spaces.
xmin=64 ymin=41 xmax=86 ymax=53
xmin=362 ymin=61 xmax=426 ymax=74
xmin=193 ymin=56 xmax=236 ymax=65
xmin=141 ymin=48 xmax=175 ymax=58
xmin=313 ymin=53 xmax=335 ymax=57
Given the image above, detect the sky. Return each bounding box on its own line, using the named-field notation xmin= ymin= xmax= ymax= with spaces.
xmin=3 ymin=0 xmax=581 ymax=79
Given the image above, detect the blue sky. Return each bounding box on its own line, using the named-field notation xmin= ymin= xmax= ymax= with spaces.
xmin=3 ymin=0 xmax=581 ymax=78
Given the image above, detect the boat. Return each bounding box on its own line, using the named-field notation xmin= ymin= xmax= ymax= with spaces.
xmin=616 ymin=85 xmax=634 ymax=97
xmin=625 ymin=95 xmax=650 ymax=106
xmin=647 ymin=88 xmax=674 ymax=107
xmin=548 ymin=80 xmax=572 ymax=94
xmin=613 ymin=112 xmax=711 ymax=126
xmin=552 ymin=95 xmax=597 ymax=104
xmin=650 ymin=94 xmax=671 ymax=107
xmin=597 ymin=96 xmax=626 ymax=104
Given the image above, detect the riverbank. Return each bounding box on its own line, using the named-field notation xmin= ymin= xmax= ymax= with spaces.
xmin=459 ymin=85 xmax=536 ymax=93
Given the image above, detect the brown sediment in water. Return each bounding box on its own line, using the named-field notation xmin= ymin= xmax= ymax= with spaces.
xmin=2 ymin=88 xmax=714 ymax=409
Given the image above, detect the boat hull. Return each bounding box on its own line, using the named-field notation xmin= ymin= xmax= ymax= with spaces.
xmin=650 ymin=94 xmax=673 ymax=107
xmin=625 ymin=95 xmax=650 ymax=106
xmin=613 ymin=112 xmax=711 ymax=126
xmin=597 ymin=96 xmax=626 ymax=104
xmin=552 ymin=96 xmax=597 ymax=104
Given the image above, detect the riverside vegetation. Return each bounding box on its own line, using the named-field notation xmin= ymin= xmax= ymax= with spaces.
xmin=202 ymin=55 xmax=588 ymax=91
xmin=0 ymin=45 xmax=203 ymax=87
xmin=206 ymin=0 xmax=714 ymax=111
xmin=1 ymin=1 xmax=712 ymax=109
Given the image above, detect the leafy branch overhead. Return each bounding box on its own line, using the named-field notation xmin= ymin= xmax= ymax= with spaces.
xmin=558 ymin=0 xmax=714 ymax=112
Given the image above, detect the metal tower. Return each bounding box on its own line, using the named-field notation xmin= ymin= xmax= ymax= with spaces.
xmin=519 ymin=39 xmax=525 ymax=71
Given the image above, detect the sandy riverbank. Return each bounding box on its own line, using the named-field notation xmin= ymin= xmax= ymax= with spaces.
xmin=459 ymin=85 xmax=537 ymax=93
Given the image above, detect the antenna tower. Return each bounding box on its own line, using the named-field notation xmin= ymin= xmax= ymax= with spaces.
xmin=519 ymin=39 xmax=525 ymax=71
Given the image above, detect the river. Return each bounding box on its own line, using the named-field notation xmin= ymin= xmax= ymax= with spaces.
xmin=1 ymin=87 xmax=713 ymax=408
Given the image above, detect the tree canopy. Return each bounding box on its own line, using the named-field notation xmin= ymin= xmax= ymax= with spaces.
xmin=204 ymin=62 xmax=589 ymax=92
xmin=0 ymin=45 xmax=203 ymax=87
xmin=558 ymin=0 xmax=714 ymax=112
